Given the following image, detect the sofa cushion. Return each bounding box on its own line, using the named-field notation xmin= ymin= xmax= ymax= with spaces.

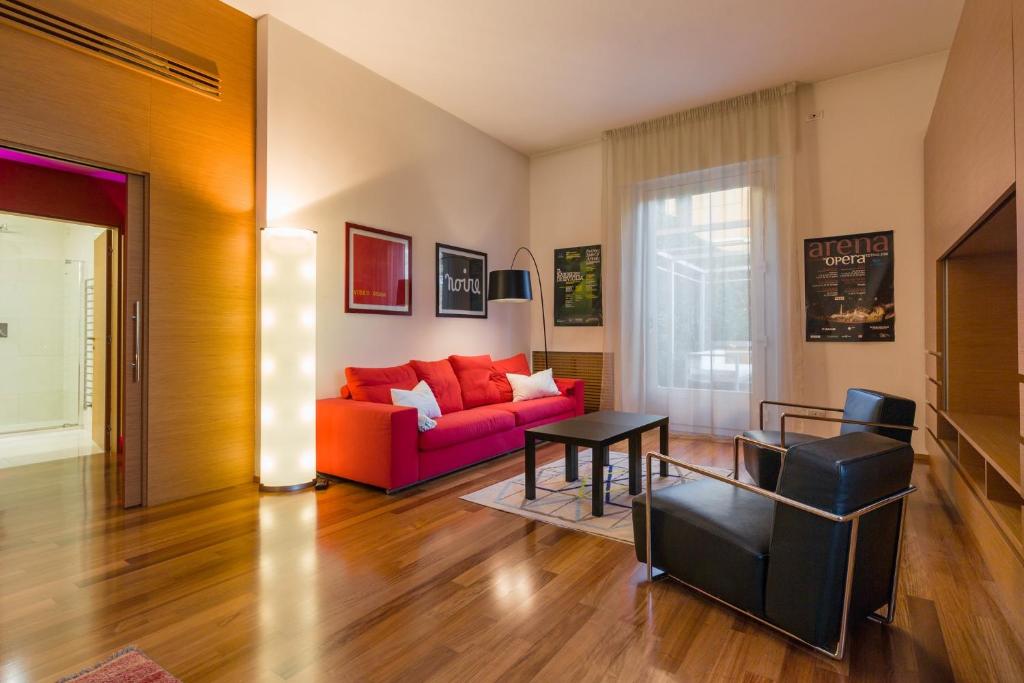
xmin=632 ymin=478 xmax=774 ymax=616
xmin=490 ymin=395 xmax=575 ymax=426
xmin=449 ymin=354 xmax=501 ymax=408
xmin=410 ymin=359 xmax=464 ymax=414
xmin=490 ymin=353 xmax=531 ymax=402
xmin=418 ymin=407 xmax=515 ymax=451
xmin=391 ymin=380 xmax=441 ymax=432
xmin=508 ymin=368 xmax=561 ymax=402
xmin=345 ymin=364 xmax=418 ymax=404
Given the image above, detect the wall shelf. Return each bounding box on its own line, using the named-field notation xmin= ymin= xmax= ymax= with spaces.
xmin=929 ymin=418 xmax=1024 ymax=560
xmin=943 ymin=411 xmax=1022 ymax=496
xmin=935 ymin=195 xmax=1023 ymax=560
xmin=989 ymin=473 xmax=1024 ymax=542
xmin=957 ymin=432 xmax=988 ymax=491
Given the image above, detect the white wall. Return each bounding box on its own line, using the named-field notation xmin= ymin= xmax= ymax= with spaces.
xmin=258 ymin=17 xmax=531 ymax=399
xmin=528 ymin=53 xmax=947 ymax=449
xmin=528 ymin=141 xmax=604 ymax=353
xmin=796 ymin=53 xmax=946 ymax=450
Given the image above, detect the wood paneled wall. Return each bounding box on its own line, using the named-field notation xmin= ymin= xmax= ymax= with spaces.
xmin=0 ymin=0 xmax=256 ymax=504
xmin=924 ymin=0 xmax=1015 ymax=351
xmin=924 ymin=0 xmax=1024 ymax=637
xmin=946 ymin=252 xmax=1019 ymax=415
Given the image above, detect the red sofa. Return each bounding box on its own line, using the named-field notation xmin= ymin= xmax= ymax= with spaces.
xmin=316 ymin=353 xmax=584 ymax=492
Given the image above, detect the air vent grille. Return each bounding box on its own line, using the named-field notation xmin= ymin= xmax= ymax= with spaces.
xmin=0 ymin=0 xmax=220 ymax=98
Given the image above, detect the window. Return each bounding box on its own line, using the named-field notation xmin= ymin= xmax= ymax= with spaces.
xmin=640 ymin=170 xmax=764 ymax=436
xmin=654 ymin=185 xmax=752 ymax=392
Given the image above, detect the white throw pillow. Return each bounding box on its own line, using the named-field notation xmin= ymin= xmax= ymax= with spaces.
xmin=507 ymin=368 xmax=561 ymax=402
xmin=391 ymin=380 xmax=441 ymax=432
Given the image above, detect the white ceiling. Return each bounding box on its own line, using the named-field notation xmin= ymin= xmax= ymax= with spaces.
xmin=225 ymin=0 xmax=962 ymax=154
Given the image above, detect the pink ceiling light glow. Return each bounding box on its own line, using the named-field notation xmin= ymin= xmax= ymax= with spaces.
xmin=0 ymin=146 xmax=127 ymax=184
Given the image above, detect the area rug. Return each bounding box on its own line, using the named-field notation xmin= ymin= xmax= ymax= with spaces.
xmin=462 ymin=449 xmax=730 ymax=544
xmin=58 ymin=646 xmax=179 ymax=683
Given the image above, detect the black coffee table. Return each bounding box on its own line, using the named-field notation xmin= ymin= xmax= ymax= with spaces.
xmin=524 ymin=411 xmax=669 ymax=517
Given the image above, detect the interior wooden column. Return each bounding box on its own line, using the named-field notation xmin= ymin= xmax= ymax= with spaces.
xmin=0 ymin=0 xmax=257 ymax=504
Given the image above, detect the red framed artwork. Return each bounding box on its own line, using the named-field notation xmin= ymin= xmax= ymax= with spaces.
xmin=345 ymin=222 xmax=412 ymax=315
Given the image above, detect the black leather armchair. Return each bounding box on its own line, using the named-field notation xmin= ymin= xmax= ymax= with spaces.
xmin=632 ymin=432 xmax=916 ymax=659
xmin=742 ymin=388 xmax=917 ymax=490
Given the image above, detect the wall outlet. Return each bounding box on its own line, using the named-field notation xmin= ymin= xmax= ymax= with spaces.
xmin=805 ymin=110 xmax=824 ymax=122
xmin=0 ymin=322 xmax=7 ymax=338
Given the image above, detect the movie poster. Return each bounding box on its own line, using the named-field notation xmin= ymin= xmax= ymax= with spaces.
xmin=554 ymin=245 xmax=602 ymax=326
xmin=804 ymin=230 xmax=894 ymax=342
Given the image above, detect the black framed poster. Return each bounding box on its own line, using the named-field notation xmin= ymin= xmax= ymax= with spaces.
xmin=554 ymin=244 xmax=602 ymax=326
xmin=435 ymin=243 xmax=487 ymax=318
xmin=804 ymin=230 xmax=895 ymax=342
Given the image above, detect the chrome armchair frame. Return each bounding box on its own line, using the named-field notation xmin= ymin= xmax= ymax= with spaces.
xmin=759 ymin=399 xmax=844 ymax=429
xmin=645 ymin=443 xmax=916 ymax=660
xmin=745 ymin=397 xmax=921 ymax=479
xmin=780 ymin=413 xmax=918 ymax=449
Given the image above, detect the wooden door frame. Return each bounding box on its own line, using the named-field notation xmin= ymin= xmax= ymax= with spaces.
xmin=122 ymin=173 xmax=147 ymax=507
xmin=91 ymin=229 xmax=112 ymax=453
xmin=0 ymin=140 xmax=148 ymax=507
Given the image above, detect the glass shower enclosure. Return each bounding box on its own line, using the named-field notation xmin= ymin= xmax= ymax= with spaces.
xmin=0 ymin=217 xmax=102 ymax=435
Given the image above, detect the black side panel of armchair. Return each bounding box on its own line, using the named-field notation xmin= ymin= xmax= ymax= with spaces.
xmin=632 ymin=480 xmax=775 ymax=616
xmin=840 ymin=388 xmax=917 ymax=443
xmin=764 ymin=432 xmax=914 ymax=651
xmin=741 ymin=430 xmax=818 ymax=491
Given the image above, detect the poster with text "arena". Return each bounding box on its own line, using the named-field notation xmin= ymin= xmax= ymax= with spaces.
xmin=804 ymin=230 xmax=894 ymax=342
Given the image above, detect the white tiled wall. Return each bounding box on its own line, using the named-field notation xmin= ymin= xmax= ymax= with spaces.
xmin=0 ymin=215 xmax=105 ymax=434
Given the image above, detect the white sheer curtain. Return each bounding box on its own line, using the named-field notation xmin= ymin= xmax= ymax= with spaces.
xmin=602 ymin=83 xmax=803 ymax=436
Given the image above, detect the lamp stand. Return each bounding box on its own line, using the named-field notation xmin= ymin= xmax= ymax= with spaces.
xmin=510 ymin=246 xmax=549 ymax=370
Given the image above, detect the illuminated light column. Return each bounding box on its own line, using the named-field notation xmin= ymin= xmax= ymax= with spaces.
xmin=260 ymin=227 xmax=317 ymax=491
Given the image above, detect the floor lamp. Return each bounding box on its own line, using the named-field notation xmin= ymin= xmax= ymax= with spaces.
xmin=488 ymin=246 xmax=549 ymax=369
xmin=259 ymin=227 xmax=317 ymax=492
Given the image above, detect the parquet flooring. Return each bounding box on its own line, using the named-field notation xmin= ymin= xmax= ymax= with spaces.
xmin=1 ymin=434 xmax=1021 ymax=681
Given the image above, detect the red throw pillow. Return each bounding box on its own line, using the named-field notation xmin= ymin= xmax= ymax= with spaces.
xmin=490 ymin=353 xmax=530 ymax=403
xmin=344 ymin=364 xmax=417 ymax=403
xmin=449 ymin=354 xmax=501 ymax=408
xmin=410 ymin=359 xmax=464 ymax=414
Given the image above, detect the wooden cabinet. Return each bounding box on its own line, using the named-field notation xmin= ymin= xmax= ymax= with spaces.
xmin=925 ymin=0 xmax=1024 ymax=637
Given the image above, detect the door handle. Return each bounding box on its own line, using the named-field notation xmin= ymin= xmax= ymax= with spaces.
xmin=131 ymin=301 xmax=141 ymax=383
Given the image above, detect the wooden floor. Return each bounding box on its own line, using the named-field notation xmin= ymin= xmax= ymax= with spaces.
xmin=1 ymin=434 xmax=1023 ymax=682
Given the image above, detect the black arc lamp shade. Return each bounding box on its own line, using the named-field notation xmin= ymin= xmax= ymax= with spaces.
xmin=488 ymin=247 xmax=549 ymax=369
xmin=488 ymin=269 xmax=533 ymax=302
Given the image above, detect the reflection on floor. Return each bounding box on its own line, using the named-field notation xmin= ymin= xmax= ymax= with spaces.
xmin=1 ymin=435 xmax=1022 ymax=681
xmin=0 ymin=426 xmax=102 ymax=469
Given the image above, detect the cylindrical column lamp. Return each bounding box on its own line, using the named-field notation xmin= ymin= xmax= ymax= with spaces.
xmin=260 ymin=227 xmax=317 ymax=491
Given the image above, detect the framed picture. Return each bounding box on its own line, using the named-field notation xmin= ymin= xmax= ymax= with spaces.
xmin=436 ymin=243 xmax=487 ymax=318
xmin=804 ymin=230 xmax=894 ymax=342
xmin=345 ymin=222 xmax=412 ymax=315
xmin=554 ymin=244 xmax=602 ymax=326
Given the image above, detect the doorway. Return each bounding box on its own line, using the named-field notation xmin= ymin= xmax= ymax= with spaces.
xmin=0 ymin=214 xmax=112 ymax=463
xmin=0 ymin=146 xmax=146 ymax=507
